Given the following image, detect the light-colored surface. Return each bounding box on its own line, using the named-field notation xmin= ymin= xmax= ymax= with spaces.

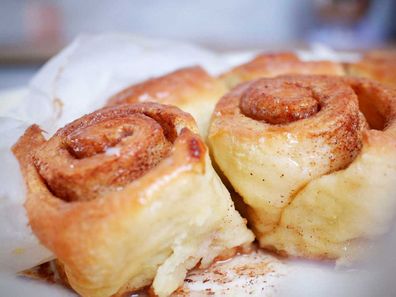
xmin=0 ymin=88 xmax=27 ymax=112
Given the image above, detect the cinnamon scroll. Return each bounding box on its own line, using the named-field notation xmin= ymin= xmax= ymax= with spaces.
xmin=347 ymin=50 xmax=396 ymax=88
xmin=220 ymin=52 xmax=344 ymax=89
xmin=208 ymin=75 xmax=396 ymax=259
xmin=13 ymin=102 xmax=253 ymax=297
xmin=107 ymin=66 xmax=226 ymax=136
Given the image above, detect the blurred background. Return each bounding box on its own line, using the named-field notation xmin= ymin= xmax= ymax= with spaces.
xmin=0 ymin=0 xmax=395 ymax=90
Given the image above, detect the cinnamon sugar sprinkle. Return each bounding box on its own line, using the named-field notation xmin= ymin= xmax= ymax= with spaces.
xmin=172 ymin=250 xmax=287 ymax=297
xmin=21 ymin=250 xmax=287 ymax=297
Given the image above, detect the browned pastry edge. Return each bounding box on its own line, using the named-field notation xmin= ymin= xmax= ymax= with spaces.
xmin=346 ymin=50 xmax=396 ymax=88
xmin=219 ymin=52 xmax=345 ymax=88
xmin=20 ymin=243 xmax=254 ymax=297
xmin=107 ymin=66 xmax=221 ymax=107
xmin=21 ymin=103 xmax=198 ymax=202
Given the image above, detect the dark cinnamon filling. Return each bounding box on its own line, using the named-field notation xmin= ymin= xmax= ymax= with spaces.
xmin=33 ymin=105 xmax=179 ymax=202
xmin=240 ymin=80 xmax=320 ymax=124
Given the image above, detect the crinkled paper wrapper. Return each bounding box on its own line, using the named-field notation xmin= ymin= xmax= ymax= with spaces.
xmin=1 ymin=34 xmax=378 ymax=296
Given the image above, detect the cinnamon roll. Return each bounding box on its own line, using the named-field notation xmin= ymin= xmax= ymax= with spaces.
xmin=208 ymin=75 xmax=396 ymax=259
xmin=347 ymin=50 xmax=396 ymax=88
xmin=220 ymin=52 xmax=344 ymax=89
xmin=106 ymin=66 xmax=226 ymax=136
xmin=13 ymin=102 xmax=253 ymax=297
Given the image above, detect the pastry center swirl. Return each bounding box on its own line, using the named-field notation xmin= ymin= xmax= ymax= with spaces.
xmin=240 ymin=81 xmax=319 ymax=124
xmin=34 ymin=111 xmax=173 ymax=202
xmin=65 ymin=118 xmax=136 ymax=158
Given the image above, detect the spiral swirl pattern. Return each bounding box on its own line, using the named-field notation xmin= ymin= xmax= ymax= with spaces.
xmin=32 ymin=103 xmax=191 ymax=201
xmin=209 ymin=74 xmax=396 ymax=259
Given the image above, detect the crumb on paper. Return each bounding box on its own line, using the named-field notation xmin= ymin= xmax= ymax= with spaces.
xmin=53 ymin=98 xmax=64 ymax=120
xmin=12 ymin=247 xmax=25 ymax=255
xmin=172 ymin=250 xmax=287 ymax=297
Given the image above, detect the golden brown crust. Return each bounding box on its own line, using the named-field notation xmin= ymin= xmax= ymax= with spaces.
xmin=213 ymin=75 xmax=366 ymax=173
xmin=209 ymin=74 xmax=396 ymax=260
xmin=30 ymin=103 xmax=196 ymax=202
xmin=106 ymin=66 xmax=227 ymax=136
xmin=220 ymin=52 xmax=344 ymax=89
xmin=239 ymin=79 xmax=319 ymax=124
xmin=107 ymin=66 xmax=216 ymax=106
xmin=346 ymin=50 xmax=396 ymax=88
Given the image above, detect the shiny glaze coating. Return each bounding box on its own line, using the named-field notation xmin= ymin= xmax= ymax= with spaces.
xmin=33 ymin=103 xmax=188 ymax=201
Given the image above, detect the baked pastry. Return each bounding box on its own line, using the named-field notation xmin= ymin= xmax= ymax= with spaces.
xmin=347 ymin=50 xmax=396 ymax=88
xmin=106 ymin=66 xmax=227 ymax=136
xmin=208 ymin=75 xmax=396 ymax=259
xmin=220 ymin=52 xmax=344 ymax=89
xmin=13 ymin=102 xmax=254 ymax=297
